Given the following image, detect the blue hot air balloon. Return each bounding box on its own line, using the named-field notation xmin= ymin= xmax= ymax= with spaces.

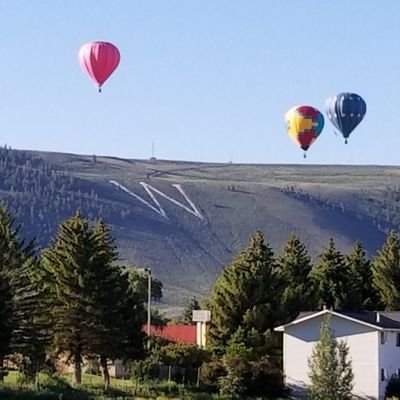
xmin=325 ymin=93 xmax=366 ymax=143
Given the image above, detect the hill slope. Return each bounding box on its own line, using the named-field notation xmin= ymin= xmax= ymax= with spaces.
xmin=1 ymin=147 xmax=400 ymax=311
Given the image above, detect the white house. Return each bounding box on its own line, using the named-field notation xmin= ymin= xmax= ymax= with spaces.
xmin=274 ymin=309 xmax=400 ymax=399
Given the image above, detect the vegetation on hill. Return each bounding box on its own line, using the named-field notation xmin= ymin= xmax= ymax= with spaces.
xmin=1 ymin=146 xmax=400 ymax=310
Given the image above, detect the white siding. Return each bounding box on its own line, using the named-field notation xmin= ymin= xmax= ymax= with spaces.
xmin=283 ymin=314 xmax=379 ymax=399
xmin=378 ymin=331 xmax=400 ymax=398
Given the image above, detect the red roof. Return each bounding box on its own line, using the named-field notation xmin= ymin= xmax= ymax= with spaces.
xmin=144 ymin=324 xmax=197 ymax=344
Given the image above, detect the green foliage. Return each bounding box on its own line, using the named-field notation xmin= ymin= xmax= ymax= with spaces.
xmin=181 ymin=296 xmax=201 ymax=324
xmin=346 ymin=241 xmax=381 ymax=310
xmin=42 ymin=213 xmax=146 ymax=387
xmin=0 ymin=271 xmax=13 ymax=369
xmin=200 ymin=360 xmax=225 ymax=391
xmin=159 ymin=342 xmax=210 ymax=369
xmin=277 ymin=234 xmax=314 ymax=321
xmin=372 ymin=230 xmax=400 ymax=310
xmin=129 ymin=353 xmax=161 ymax=383
xmin=385 ymin=374 xmax=400 ymax=398
xmin=311 ymin=239 xmax=362 ymax=310
xmin=207 ymin=231 xmax=281 ymax=349
xmin=127 ymin=268 xmax=163 ymax=302
xmin=0 ymin=203 xmax=48 ymax=382
xmin=308 ymin=314 xmax=354 ymax=400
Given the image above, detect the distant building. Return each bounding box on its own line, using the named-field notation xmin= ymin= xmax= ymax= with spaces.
xmin=274 ymin=309 xmax=400 ymax=400
xmin=148 ymin=324 xmax=197 ymax=345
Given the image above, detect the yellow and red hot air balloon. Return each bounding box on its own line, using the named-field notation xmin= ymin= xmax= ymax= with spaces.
xmin=284 ymin=105 xmax=325 ymax=158
xmin=78 ymin=41 xmax=120 ymax=92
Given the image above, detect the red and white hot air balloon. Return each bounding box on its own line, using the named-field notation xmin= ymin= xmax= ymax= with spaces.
xmin=78 ymin=41 xmax=120 ymax=92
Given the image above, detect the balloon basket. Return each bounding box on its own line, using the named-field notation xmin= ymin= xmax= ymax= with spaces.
xmin=345 ymin=139 xmax=348 ymax=144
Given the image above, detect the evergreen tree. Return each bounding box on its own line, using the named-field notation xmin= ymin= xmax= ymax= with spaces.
xmin=0 ymin=204 xmax=46 ymax=382
xmin=206 ymin=231 xmax=281 ymax=350
xmin=311 ymin=239 xmax=362 ymax=310
xmin=346 ymin=241 xmax=380 ymax=310
xmin=372 ymin=230 xmax=400 ymax=310
xmin=277 ymin=234 xmax=313 ymax=321
xmin=43 ymin=214 xmax=146 ymax=388
xmin=42 ymin=212 xmax=99 ymax=386
xmin=308 ymin=314 xmax=354 ymax=400
xmin=88 ymin=221 xmax=146 ymax=389
xmin=182 ymin=296 xmax=200 ymax=324
xmin=0 ymin=272 xmax=13 ymax=380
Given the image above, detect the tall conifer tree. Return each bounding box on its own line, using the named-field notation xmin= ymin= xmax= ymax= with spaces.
xmin=0 ymin=204 xmax=46 ymax=381
xmin=311 ymin=239 xmax=361 ymax=310
xmin=372 ymin=230 xmax=400 ymax=310
xmin=277 ymin=234 xmax=313 ymax=320
xmin=88 ymin=221 xmax=145 ymax=389
xmin=43 ymin=214 xmax=146 ymax=388
xmin=207 ymin=231 xmax=281 ymax=349
xmin=42 ymin=212 xmax=99 ymax=386
xmin=346 ymin=241 xmax=379 ymax=310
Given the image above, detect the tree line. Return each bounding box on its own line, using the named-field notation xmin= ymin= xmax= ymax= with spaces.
xmin=201 ymin=229 xmax=400 ymax=397
xmin=0 ymin=203 xmax=160 ymax=390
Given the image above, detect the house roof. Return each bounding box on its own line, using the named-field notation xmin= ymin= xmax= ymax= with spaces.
xmin=274 ymin=309 xmax=400 ymax=332
xmin=147 ymin=324 xmax=197 ymax=344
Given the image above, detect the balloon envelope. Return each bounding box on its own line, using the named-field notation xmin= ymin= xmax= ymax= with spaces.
xmin=325 ymin=93 xmax=366 ymax=141
xmin=285 ymin=105 xmax=324 ymax=152
xmin=79 ymin=41 xmax=120 ymax=91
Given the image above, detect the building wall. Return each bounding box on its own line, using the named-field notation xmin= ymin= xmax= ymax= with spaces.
xmin=378 ymin=330 xmax=400 ymax=398
xmin=283 ymin=314 xmax=379 ymax=399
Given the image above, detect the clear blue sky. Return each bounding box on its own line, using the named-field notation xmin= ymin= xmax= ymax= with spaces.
xmin=1 ymin=1 xmax=399 ymax=165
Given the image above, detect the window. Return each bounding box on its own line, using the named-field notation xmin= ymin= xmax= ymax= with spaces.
xmin=397 ymin=333 xmax=400 ymax=347
xmin=381 ymin=332 xmax=387 ymax=344
xmin=381 ymin=368 xmax=387 ymax=382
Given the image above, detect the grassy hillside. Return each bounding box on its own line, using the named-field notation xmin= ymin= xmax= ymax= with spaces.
xmin=1 ymin=147 xmax=399 ymax=314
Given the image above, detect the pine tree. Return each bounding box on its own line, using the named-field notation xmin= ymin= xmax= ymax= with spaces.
xmin=277 ymin=234 xmax=313 ymax=321
xmin=0 ymin=204 xmax=46 ymax=382
xmin=207 ymin=231 xmax=281 ymax=350
xmin=311 ymin=239 xmax=362 ymax=310
xmin=43 ymin=214 xmax=146 ymax=388
xmin=42 ymin=212 xmax=99 ymax=386
xmin=308 ymin=314 xmax=354 ymax=400
xmin=87 ymin=221 xmax=146 ymax=389
xmin=182 ymin=296 xmax=200 ymax=324
xmin=346 ymin=241 xmax=380 ymax=310
xmin=372 ymin=230 xmax=400 ymax=310
xmin=0 ymin=272 xmax=13 ymax=380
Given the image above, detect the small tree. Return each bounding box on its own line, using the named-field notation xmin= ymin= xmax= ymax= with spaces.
xmin=308 ymin=314 xmax=354 ymax=400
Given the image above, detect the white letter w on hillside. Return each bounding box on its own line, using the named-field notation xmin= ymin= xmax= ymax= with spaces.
xmin=109 ymin=180 xmax=204 ymax=220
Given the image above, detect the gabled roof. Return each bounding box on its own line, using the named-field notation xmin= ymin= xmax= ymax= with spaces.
xmin=274 ymin=309 xmax=400 ymax=332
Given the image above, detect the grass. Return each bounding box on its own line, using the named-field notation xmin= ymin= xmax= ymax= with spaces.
xmin=1 ymin=371 xmax=291 ymax=399
xmin=1 ymin=371 xmax=259 ymax=399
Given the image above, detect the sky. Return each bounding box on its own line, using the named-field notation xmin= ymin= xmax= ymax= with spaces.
xmin=1 ymin=0 xmax=399 ymax=165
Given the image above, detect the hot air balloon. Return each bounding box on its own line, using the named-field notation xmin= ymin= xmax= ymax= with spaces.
xmin=325 ymin=93 xmax=366 ymax=144
xmin=285 ymin=105 xmax=324 ymax=158
xmin=78 ymin=41 xmax=120 ymax=92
